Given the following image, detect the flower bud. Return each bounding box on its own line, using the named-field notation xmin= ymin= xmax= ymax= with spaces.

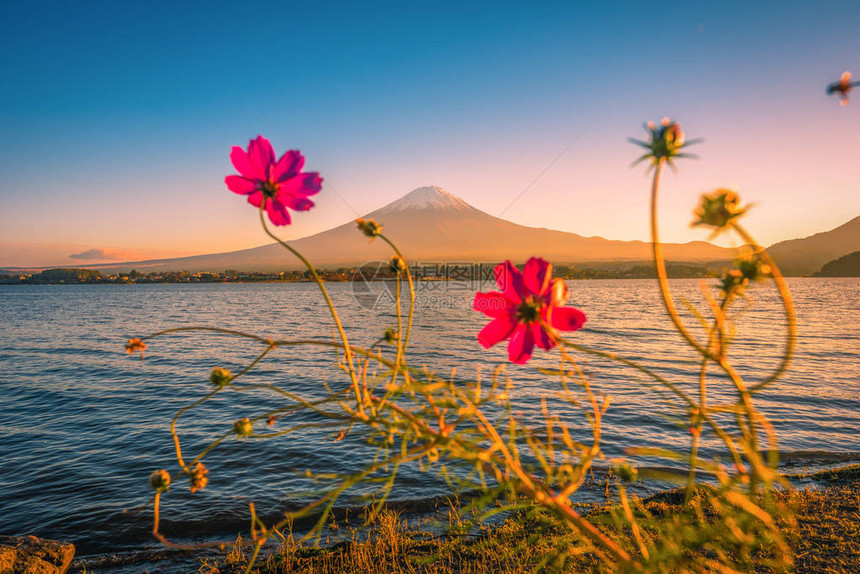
xmin=356 ymin=218 xmax=382 ymax=238
xmin=125 ymin=338 xmax=147 ymax=355
xmin=209 ymin=367 xmax=232 ymax=389
xmin=382 ymin=328 xmax=399 ymax=344
xmin=736 ymin=255 xmax=770 ymax=282
xmin=189 ymin=462 xmax=209 ymax=493
xmin=692 ymin=189 xmax=747 ymax=230
xmin=718 ymin=253 xmax=770 ymax=296
xmin=233 ymin=417 xmax=253 ymax=438
xmin=630 ymin=118 xmax=693 ymax=166
xmin=389 ymin=255 xmax=407 ymax=274
xmin=612 ymin=461 xmax=639 ymax=483
xmin=149 ymin=469 xmax=171 ymax=491
xmin=719 ymin=271 xmax=744 ymax=296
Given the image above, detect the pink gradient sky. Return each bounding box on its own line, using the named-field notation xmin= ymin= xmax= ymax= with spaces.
xmin=1 ymin=2 xmax=858 ymax=267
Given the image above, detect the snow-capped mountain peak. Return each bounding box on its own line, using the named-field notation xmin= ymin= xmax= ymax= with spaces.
xmin=375 ymin=186 xmax=473 ymax=213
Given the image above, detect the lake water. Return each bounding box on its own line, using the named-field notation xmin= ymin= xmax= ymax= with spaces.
xmin=1 ymin=278 xmax=858 ymax=561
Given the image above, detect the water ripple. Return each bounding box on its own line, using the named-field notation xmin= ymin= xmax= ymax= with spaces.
xmin=0 ymin=278 xmax=857 ymax=554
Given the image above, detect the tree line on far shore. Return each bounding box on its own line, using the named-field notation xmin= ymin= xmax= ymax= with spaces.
xmin=2 ymin=253 xmax=857 ymax=285
xmin=0 ymin=262 xmax=721 ymax=285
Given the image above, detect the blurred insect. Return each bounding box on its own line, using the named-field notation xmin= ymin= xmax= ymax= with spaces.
xmin=826 ymin=71 xmax=860 ymax=106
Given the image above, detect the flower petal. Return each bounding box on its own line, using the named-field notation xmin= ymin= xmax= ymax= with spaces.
xmin=248 ymin=136 xmax=275 ymax=181
xmin=473 ymin=292 xmax=513 ymax=318
xmin=246 ymin=190 xmax=264 ymax=207
xmin=507 ymin=325 xmax=534 ymax=364
xmin=230 ymin=146 xmax=262 ymax=179
xmin=277 ymin=192 xmax=315 ymax=212
xmin=265 ymin=198 xmax=292 ymax=226
xmin=226 ymin=175 xmax=258 ymax=195
xmin=279 ymin=172 xmax=323 ymax=198
xmin=523 ymin=257 xmax=552 ymax=296
xmin=531 ymin=321 xmax=555 ymax=351
xmin=494 ymin=261 xmax=526 ymax=302
xmin=273 ymin=150 xmax=305 ymax=182
xmin=550 ymin=278 xmax=569 ymax=306
xmin=549 ymin=307 xmax=587 ymax=332
xmin=477 ymin=315 xmax=517 ymax=349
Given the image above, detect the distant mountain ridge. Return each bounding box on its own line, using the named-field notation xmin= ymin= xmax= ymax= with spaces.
xmin=3 ymin=186 xmax=734 ymax=274
xmin=814 ymin=251 xmax=860 ymax=277
xmin=767 ymin=215 xmax=860 ymax=276
xmin=2 ymin=187 xmax=855 ymax=275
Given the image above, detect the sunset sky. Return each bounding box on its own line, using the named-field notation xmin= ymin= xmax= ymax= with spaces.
xmin=1 ymin=0 xmax=858 ymax=267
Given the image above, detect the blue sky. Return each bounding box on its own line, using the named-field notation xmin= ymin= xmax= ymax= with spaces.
xmin=1 ymin=0 xmax=858 ymax=266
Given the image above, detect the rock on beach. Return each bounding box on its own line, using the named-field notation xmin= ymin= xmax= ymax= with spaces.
xmin=0 ymin=536 xmax=74 ymax=574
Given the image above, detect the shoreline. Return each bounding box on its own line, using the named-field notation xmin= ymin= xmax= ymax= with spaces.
xmin=1 ymin=275 xmax=850 ymax=286
xmin=68 ymin=463 xmax=860 ymax=573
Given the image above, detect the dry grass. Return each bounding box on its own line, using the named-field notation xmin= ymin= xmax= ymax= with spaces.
xmin=197 ymin=504 xmax=591 ymax=574
xmin=197 ymin=467 xmax=860 ymax=574
xmin=783 ymin=465 xmax=860 ymax=573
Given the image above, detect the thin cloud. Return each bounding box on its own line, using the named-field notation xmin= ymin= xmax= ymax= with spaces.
xmin=69 ymin=248 xmax=130 ymax=261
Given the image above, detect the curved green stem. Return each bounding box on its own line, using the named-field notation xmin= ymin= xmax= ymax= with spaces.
xmin=170 ymin=345 xmax=274 ymax=470
xmin=390 ymin=268 xmax=404 ymax=387
xmin=243 ymin=540 xmax=264 ymax=574
xmin=732 ymin=223 xmax=797 ymax=392
xmin=469 ymin=394 xmax=633 ymax=565
xmin=380 ymin=234 xmax=416 ymax=354
xmin=557 ymin=337 xmax=745 ymax=468
xmin=141 ymin=325 xmax=273 ymax=344
xmin=258 ymin=205 xmax=363 ymax=413
xmin=140 ymin=326 xmax=405 ymax=374
xmin=686 ymin=350 xmax=710 ymax=502
xmin=649 ymin=159 xmax=714 ymax=360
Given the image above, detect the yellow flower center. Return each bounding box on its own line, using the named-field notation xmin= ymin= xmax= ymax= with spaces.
xmin=260 ymin=180 xmax=278 ymax=198
xmin=516 ymin=296 xmax=542 ymax=324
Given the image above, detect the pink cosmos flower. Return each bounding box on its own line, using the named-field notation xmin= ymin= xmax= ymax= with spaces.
xmin=473 ymin=258 xmax=586 ymax=364
xmin=225 ymin=135 xmax=323 ymax=226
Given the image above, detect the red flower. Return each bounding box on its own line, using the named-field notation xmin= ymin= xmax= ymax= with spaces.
xmin=225 ymin=135 xmax=322 ymax=226
xmin=473 ymin=258 xmax=586 ymax=364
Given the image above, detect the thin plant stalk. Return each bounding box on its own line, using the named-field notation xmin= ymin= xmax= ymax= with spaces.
xmin=380 ymin=234 xmax=416 ymax=354
xmin=732 ymin=223 xmax=797 ymax=392
xmin=259 ymin=205 xmax=364 ymax=414
xmin=649 ymin=158 xmax=713 ymax=360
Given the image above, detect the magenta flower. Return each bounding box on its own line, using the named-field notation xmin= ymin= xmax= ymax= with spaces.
xmin=473 ymin=258 xmax=586 ymax=364
xmin=225 ymin=135 xmax=322 ymax=226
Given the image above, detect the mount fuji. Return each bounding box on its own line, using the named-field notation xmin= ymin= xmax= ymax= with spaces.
xmin=31 ymin=186 xmax=735 ymax=273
